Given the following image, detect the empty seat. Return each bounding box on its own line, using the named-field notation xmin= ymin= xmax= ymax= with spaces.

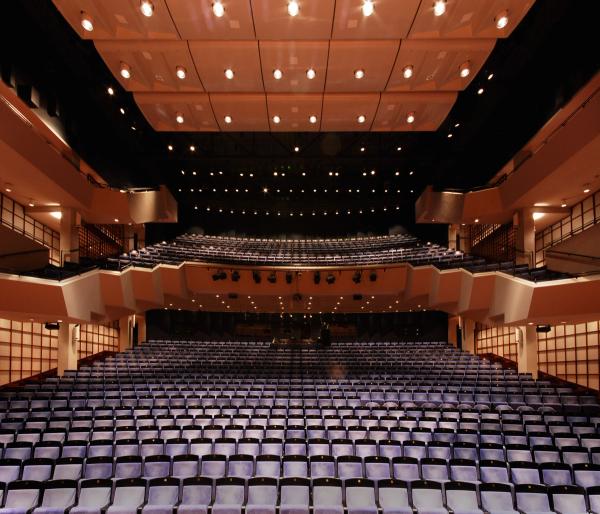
xmin=141 ymin=477 xmax=180 ymax=514
xmin=70 ymin=478 xmax=113 ymax=514
xmin=444 ymin=481 xmax=483 ymax=514
xmin=32 ymin=480 xmax=77 ymax=514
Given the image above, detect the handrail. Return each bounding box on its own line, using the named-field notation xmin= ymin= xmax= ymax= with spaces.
xmin=0 ymin=248 xmax=49 ymax=259
xmin=545 ymin=249 xmax=600 ymax=263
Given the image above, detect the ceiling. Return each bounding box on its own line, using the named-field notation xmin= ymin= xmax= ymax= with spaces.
xmin=0 ymin=1 xmax=598 ymax=238
xmin=52 ymin=0 xmax=533 ymax=132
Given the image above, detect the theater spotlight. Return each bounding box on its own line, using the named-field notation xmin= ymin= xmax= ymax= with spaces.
xmin=326 ymin=273 xmax=336 ymax=284
xmin=369 ymin=271 xmax=377 ymax=282
xmin=352 ymin=271 xmax=362 ymax=284
xmin=314 ymin=271 xmax=321 ymax=284
xmin=285 ymin=271 xmax=293 ymax=284
xmin=268 ymin=272 xmax=277 ymax=284
xmin=231 ymin=270 xmax=240 ymax=282
xmin=252 ymin=271 xmax=261 ymax=284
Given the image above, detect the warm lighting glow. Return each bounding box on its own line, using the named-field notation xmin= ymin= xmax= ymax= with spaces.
xmin=167 ymin=144 xmax=173 ymax=151
xmin=175 ymin=113 xmax=184 ymax=124
xmin=309 ymin=115 xmax=317 ymax=124
xmin=294 ymin=146 xmax=300 ymax=152
xmin=354 ymin=69 xmax=365 ymax=79
xmin=362 ymin=0 xmax=374 ymax=17
xmin=433 ymin=0 xmax=446 ymax=16
xmin=273 ymin=69 xmax=283 ymax=80
xmin=107 ymin=87 xmax=114 ymax=96
xmin=272 ymin=115 xmax=281 ymax=124
xmin=406 ymin=111 xmax=415 ymax=124
xmin=212 ymin=1 xmax=225 ymax=17
xmin=357 ymin=115 xmax=366 ymax=124
xmin=561 ymin=200 xmax=567 ymax=208
xmin=140 ymin=0 xmax=154 ymax=17
xmin=495 ymin=10 xmax=509 ymax=29
xmin=190 ymin=145 xmax=195 ymax=152
xmin=402 ymin=65 xmax=413 ymax=79
xmin=175 ymin=66 xmax=187 ymax=80
xmin=532 ymin=212 xmax=545 ymax=221
xmin=114 ymin=218 xmax=120 ymax=223
xmin=119 ymin=62 xmax=131 ymax=79
xmin=584 ymin=188 xmax=591 ymax=194
xmin=80 ymin=12 xmax=94 ymax=32
xmin=50 ymin=211 xmax=62 ymax=220
xmin=224 ymin=68 xmax=234 ymax=80
xmin=224 ymin=115 xmax=232 ymax=124
xmin=474 ymin=218 xmax=480 ymax=223
xmin=487 ymin=73 xmax=494 ymax=81
xmin=306 ymin=68 xmax=316 ymax=80
xmin=477 ymin=87 xmax=484 ymax=95
xmin=288 ymin=1 xmax=299 ymax=17
xmin=459 ymin=61 xmax=471 ymax=78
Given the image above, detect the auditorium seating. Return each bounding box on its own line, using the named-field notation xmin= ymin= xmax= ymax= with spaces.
xmin=0 ymin=339 xmax=597 ymax=511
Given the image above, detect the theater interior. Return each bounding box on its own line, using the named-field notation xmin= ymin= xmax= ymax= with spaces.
xmin=0 ymin=0 xmax=599 ymax=511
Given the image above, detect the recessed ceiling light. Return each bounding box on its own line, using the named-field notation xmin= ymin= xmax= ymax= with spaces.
xmin=362 ymin=0 xmax=374 ymax=17
xmin=487 ymin=73 xmax=494 ymax=81
xmin=119 ymin=62 xmax=131 ymax=79
xmin=561 ymin=201 xmax=567 ymax=208
xmin=306 ymin=68 xmax=316 ymax=80
xmin=175 ymin=112 xmax=184 ymax=124
xmin=167 ymin=144 xmax=173 ymax=151
xmin=395 ymin=171 xmax=400 ymax=176
xmin=397 ymin=146 xmax=401 ymax=151
xmin=477 ymin=87 xmax=484 ymax=95
xmin=357 ymin=115 xmax=366 ymax=124
xmin=119 ymin=107 xmax=125 ymax=114
xmin=273 ymin=69 xmax=283 ymax=80
xmin=447 ymin=133 xmax=453 ymax=138
xmin=474 ymin=218 xmax=480 ymax=223
xmin=402 ymin=65 xmax=413 ymax=79
xmin=294 ymin=146 xmax=300 ymax=152
xmin=370 ymin=170 xmax=376 ymax=175
xmin=50 ymin=211 xmax=62 ymax=220
xmin=406 ymin=111 xmax=415 ymax=124
xmin=224 ymin=115 xmax=232 ymax=124
xmin=433 ymin=0 xmax=446 ymax=16
xmin=224 ymin=68 xmax=234 ymax=80
xmin=532 ymin=212 xmax=545 ymax=221
xmin=212 ymin=1 xmax=225 ymax=17
xmin=140 ymin=0 xmax=154 ymax=17
xmin=107 ymin=87 xmax=114 ymax=96
xmin=288 ymin=0 xmax=299 ymax=17
xmin=114 ymin=218 xmax=120 ymax=223
xmin=459 ymin=61 xmax=471 ymax=78
xmin=454 ymin=122 xmax=460 ymax=128
xmin=272 ymin=115 xmax=281 ymax=124
xmin=584 ymin=188 xmax=591 ymax=194
xmin=354 ymin=69 xmax=365 ymax=79
xmin=175 ymin=66 xmax=187 ymax=80
xmin=190 ymin=145 xmax=196 ymax=152
xmin=28 ymin=202 xmax=34 ymax=207
xmin=80 ymin=11 xmax=94 ymax=32
xmin=309 ymin=115 xmax=317 ymax=124
xmin=360 ymin=147 xmax=365 ymax=152
xmin=495 ymin=10 xmax=509 ymax=29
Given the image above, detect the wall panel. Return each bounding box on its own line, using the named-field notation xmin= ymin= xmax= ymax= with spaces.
xmin=78 ymin=322 xmax=119 ymax=359
xmin=475 ymin=322 xmax=517 ymax=363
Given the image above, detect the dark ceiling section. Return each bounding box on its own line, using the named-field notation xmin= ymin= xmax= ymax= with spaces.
xmin=1 ymin=1 xmax=598 ymax=238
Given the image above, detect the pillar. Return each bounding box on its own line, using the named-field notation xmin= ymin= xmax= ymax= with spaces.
xmin=59 ymin=207 xmax=80 ymax=264
xmin=57 ymin=323 xmax=78 ymax=376
xmin=448 ymin=315 xmax=461 ymax=348
xmin=124 ymin=224 xmax=146 ymax=252
xmin=461 ymin=318 xmax=476 ymax=354
xmin=119 ymin=316 xmax=132 ymax=352
xmin=515 ymin=209 xmax=535 ymax=267
xmin=136 ymin=314 xmax=146 ymax=344
xmin=448 ymin=224 xmax=459 ymax=251
xmin=458 ymin=225 xmax=471 ymax=254
xmin=517 ymin=325 xmax=539 ymax=379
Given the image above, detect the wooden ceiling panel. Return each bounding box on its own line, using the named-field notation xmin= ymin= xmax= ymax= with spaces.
xmin=165 ymin=0 xmax=256 ymax=39
xmin=189 ymin=41 xmax=263 ymax=92
xmin=259 ymin=41 xmax=329 ymax=93
xmin=266 ymin=94 xmax=323 ymax=131
xmin=321 ymin=94 xmax=380 ymax=131
xmin=134 ymin=93 xmax=218 ymax=131
xmin=373 ymin=92 xmax=457 ymax=131
xmin=332 ymin=0 xmax=421 ymax=39
xmin=326 ymin=41 xmax=399 ymax=93
xmin=95 ymin=41 xmax=204 ymax=92
xmin=52 ymin=0 xmax=179 ymax=40
xmin=387 ymin=39 xmax=496 ymax=92
xmin=408 ymin=0 xmax=535 ymax=39
xmin=209 ymin=93 xmax=270 ymax=131
xmin=251 ymin=0 xmax=336 ymax=40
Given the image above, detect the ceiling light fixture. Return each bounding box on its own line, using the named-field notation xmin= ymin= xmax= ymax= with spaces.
xmin=487 ymin=73 xmax=494 ymax=81
xmin=433 ymin=0 xmax=446 ymax=16
xmin=224 ymin=68 xmax=234 ymax=80
xmin=357 ymin=115 xmax=366 ymax=124
xmin=477 ymin=87 xmax=484 ymax=95
xmin=140 ymin=0 xmax=154 ymax=17
xmin=584 ymin=187 xmax=591 ymax=194
xmin=224 ymin=115 xmax=232 ymax=124
xmin=561 ymin=201 xmax=567 ymax=208
xmin=309 ymin=115 xmax=317 ymax=124
xmin=167 ymin=144 xmax=173 ymax=151
xmin=80 ymin=11 xmax=94 ymax=32
xmin=459 ymin=61 xmax=471 ymax=78
xmin=406 ymin=111 xmax=415 ymax=124
xmin=532 ymin=212 xmax=545 ymax=221
xmin=354 ymin=69 xmax=365 ymax=79
xmin=212 ymin=1 xmax=225 ymax=17
xmin=288 ymin=1 xmax=300 ymax=17
xmin=402 ymin=65 xmax=414 ymax=79
xmin=495 ymin=10 xmax=509 ymax=29
xmin=119 ymin=62 xmax=131 ymax=79
xmin=175 ymin=66 xmax=187 ymax=79
xmin=175 ymin=112 xmax=184 ymax=124
xmin=189 ymin=145 xmax=195 ymax=152
xmin=294 ymin=146 xmax=300 ymax=152
xmin=50 ymin=211 xmax=62 ymax=220
xmin=107 ymin=87 xmax=114 ymax=96
xmin=362 ymin=0 xmax=374 ymax=17
xmin=272 ymin=115 xmax=281 ymax=124
xmin=273 ymin=69 xmax=283 ymax=80
xmin=306 ymin=68 xmax=316 ymax=79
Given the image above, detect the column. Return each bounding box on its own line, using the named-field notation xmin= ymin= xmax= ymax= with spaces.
xmin=458 ymin=225 xmax=471 ymax=254
xmin=124 ymin=224 xmax=146 ymax=252
xmin=515 ymin=209 xmax=535 ymax=267
xmin=118 ymin=316 xmax=132 ymax=352
xmin=517 ymin=325 xmax=539 ymax=379
xmin=448 ymin=224 xmax=459 ymax=251
xmin=461 ymin=318 xmax=476 ymax=354
xmin=57 ymin=323 xmax=78 ymax=376
xmin=59 ymin=207 xmax=80 ymax=264
xmin=136 ymin=314 xmax=146 ymax=345
xmin=448 ymin=315 xmax=461 ymax=348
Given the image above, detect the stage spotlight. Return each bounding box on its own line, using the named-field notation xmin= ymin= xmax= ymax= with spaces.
xmin=285 ymin=272 xmax=293 ymax=284
xmin=352 ymin=271 xmax=362 ymax=284
xmin=268 ymin=272 xmax=277 ymax=284
xmin=231 ymin=270 xmax=240 ymax=282
xmin=252 ymin=271 xmax=261 ymax=284
xmin=369 ymin=271 xmax=377 ymax=282
xmin=326 ymin=273 xmax=336 ymax=284
xmin=314 ymin=271 xmax=321 ymax=284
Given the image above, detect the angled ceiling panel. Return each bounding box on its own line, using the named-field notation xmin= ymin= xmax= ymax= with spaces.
xmin=266 ymin=94 xmax=323 ymax=131
xmin=135 ymin=92 xmax=218 ymax=131
xmin=373 ymin=92 xmax=457 ymax=131
xmin=209 ymin=93 xmax=270 ymax=131
xmin=321 ymin=93 xmax=380 ymax=131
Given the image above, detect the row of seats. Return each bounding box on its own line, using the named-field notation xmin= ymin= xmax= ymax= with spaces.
xmin=1 ymin=477 xmax=600 ymax=514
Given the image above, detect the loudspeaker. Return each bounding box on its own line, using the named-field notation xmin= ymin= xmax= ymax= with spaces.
xmin=44 ymin=322 xmax=59 ymax=331
xmin=536 ymin=325 xmax=551 ymax=333
xmin=320 ymin=325 xmax=331 ymax=346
